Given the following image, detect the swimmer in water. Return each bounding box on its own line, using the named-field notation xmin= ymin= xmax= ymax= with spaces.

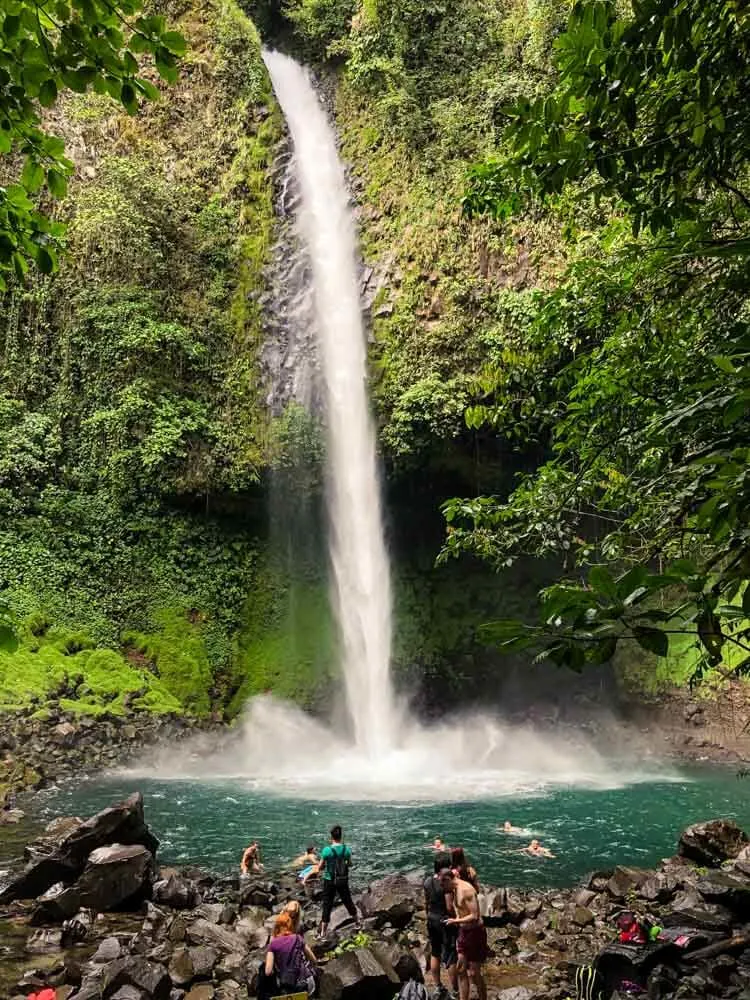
xmin=430 ymin=836 xmax=446 ymax=851
xmin=501 ymin=821 xmax=524 ymax=835
xmin=522 ymin=839 xmax=555 ymax=858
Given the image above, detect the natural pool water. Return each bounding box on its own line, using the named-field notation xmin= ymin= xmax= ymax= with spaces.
xmin=32 ymin=764 xmax=750 ymax=890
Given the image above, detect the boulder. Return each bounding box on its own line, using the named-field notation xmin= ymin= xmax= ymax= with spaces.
xmin=319 ymin=947 xmax=400 ymax=1000
xmin=153 ymin=874 xmax=200 ymax=910
xmin=189 ymin=945 xmax=220 ymax=978
xmin=639 ymin=874 xmax=680 ymax=903
xmin=359 ymin=875 xmax=419 ymax=928
xmin=102 ymin=957 xmax=171 ymax=1000
xmin=185 ymin=986 xmax=215 ymax=1000
xmin=606 ymin=866 xmax=651 ymax=900
xmin=169 ymin=947 xmax=195 ymax=986
xmin=697 ymin=871 xmax=750 ymax=916
xmin=679 ymin=819 xmax=749 ymax=867
xmin=662 ymin=890 xmax=733 ymax=931
xmin=186 ymin=918 xmax=247 ymax=954
xmin=215 ymin=952 xmax=249 ymax=982
xmin=33 ymin=843 xmax=155 ymax=921
xmin=0 ymin=792 xmax=158 ymax=903
xmin=93 ymin=937 xmax=123 ymax=963
xmin=571 ymin=906 xmax=595 ymax=927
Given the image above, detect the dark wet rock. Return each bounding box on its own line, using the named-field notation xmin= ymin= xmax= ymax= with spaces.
xmin=238 ymin=879 xmax=274 ymax=908
xmin=153 ymin=874 xmax=200 ymax=910
xmin=661 ymin=890 xmax=733 ymax=931
xmin=110 ymin=987 xmax=146 ymax=1000
xmin=606 ymin=866 xmax=651 ymax=900
xmin=215 ymin=952 xmax=249 ymax=982
xmin=319 ymin=947 xmax=400 ymax=1000
xmin=93 ymin=937 xmax=124 ymax=963
xmin=679 ymin=819 xmax=749 ymax=867
xmin=0 ymin=792 xmax=157 ymax=903
xmin=697 ymin=871 xmax=750 ymax=916
xmin=185 ymin=986 xmax=215 ymax=1000
xmin=189 ymin=945 xmax=220 ymax=978
xmin=33 ymin=843 xmax=155 ymax=921
xmin=186 ymin=917 xmax=247 ymax=954
xmin=102 ymin=956 xmax=171 ymax=1000
xmin=359 ymin=875 xmax=419 ymax=929
xmin=640 ymin=873 xmax=680 ymax=903
xmin=571 ymin=906 xmax=595 ymax=927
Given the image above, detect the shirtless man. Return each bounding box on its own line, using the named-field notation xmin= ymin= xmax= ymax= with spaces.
xmin=440 ymin=867 xmax=487 ymax=1000
xmin=523 ymin=839 xmax=555 ymax=858
xmin=501 ymin=821 xmax=523 ymax=835
xmin=240 ymin=840 xmax=264 ymax=874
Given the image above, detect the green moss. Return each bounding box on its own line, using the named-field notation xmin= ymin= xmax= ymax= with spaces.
xmin=0 ymin=622 xmax=196 ymax=716
xmin=123 ymin=609 xmax=214 ymax=717
xmin=230 ymin=569 xmax=336 ymax=715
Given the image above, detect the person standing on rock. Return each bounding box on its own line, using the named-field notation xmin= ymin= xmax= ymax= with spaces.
xmin=440 ymin=867 xmax=488 ymax=1000
xmin=424 ymin=851 xmax=458 ymax=999
xmin=303 ymin=823 xmax=359 ymax=936
xmin=450 ymin=846 xmax=479 ymax=891
xmin=264 ymin=910 xmax=318 ymax=996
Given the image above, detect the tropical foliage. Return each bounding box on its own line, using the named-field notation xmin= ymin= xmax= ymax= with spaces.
xmin=0 ymin=0 xmax=186 ymax=285
xmin=442 ymin=0 xmax=750 ymax=683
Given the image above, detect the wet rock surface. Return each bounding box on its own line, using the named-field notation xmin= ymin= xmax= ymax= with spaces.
xmin=5 ymin=798 xmax=750 ymax=1000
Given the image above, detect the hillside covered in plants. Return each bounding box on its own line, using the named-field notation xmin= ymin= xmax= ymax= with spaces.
xmin=0 ymin=0 xmax=748 ymax=719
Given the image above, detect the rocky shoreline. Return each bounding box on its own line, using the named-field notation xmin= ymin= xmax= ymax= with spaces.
xmin=0 ymin=710 xmax=224 ymax=817
xmin=4 ymin=793 xmax=750 ymax=1000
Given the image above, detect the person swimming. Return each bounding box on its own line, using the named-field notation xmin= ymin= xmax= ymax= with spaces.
xmin=522 ymin=839 xmax=555 ymax=858
xmin=500 ymin=821 xmax=524 ymax=835
xmin=430 ymin=836 xmax=446 ymax=852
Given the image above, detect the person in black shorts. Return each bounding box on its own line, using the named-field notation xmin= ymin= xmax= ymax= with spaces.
xmin=303 ymin=824 xmax=359 ymax=937
xmin=424 ymin=851 xmax=458 ymax=998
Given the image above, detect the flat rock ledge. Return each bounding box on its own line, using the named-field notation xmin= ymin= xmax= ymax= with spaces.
xmin=4 ymin=805 xmax=750 ymax=1000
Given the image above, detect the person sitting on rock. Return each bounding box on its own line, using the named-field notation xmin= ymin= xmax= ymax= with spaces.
xmin=424 ymin=851 xmax=458 ymax=998
xmin=265 ymin=910 xmax=318 ymax=996
xmin=303 ymin=823 xmax=359 ymax=937
xmin=291 ymin=844 xmax=319 ymax=870
xmin=440 ymin=866 xmax=488 ymax=1000
xmin=451 ymin=846 xmax=479 ymax=890
xmin=522 ymin=839 xmax=555 ymax=858
xmin=241 ymin=839 xmax=264 ymax=874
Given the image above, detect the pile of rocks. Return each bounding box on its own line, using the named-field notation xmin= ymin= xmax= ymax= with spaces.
xmin=5 ymin=799 xmax=750 ymax=1000
xmin=0 ymin=711 xmax=223 ymax=810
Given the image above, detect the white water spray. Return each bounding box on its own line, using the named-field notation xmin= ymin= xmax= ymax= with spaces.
xmin=262 ymin=50 xmax=396 ymax=758
xmin=130 ymin=53 xmax=671 ymax=799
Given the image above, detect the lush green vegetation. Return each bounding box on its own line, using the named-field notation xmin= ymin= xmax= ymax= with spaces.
xmin=0 ymin=0 xmax=186 ymax=286
xmin=0 ymin=0 xmax=279 ymax=715
xmin=5 ymin=0 xmax=747 ymax=718
xmin=440 ymin=0 xmax=750 ymax=685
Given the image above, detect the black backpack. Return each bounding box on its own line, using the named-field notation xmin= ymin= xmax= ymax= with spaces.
xmin=329 ymin=844 xmax=350 ymax=884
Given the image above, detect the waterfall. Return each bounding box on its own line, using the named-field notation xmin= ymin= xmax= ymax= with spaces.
xmin=136 ymin=53 xmax=634 ymax=800
xmin=262 ymin=50 xmax=397 ymax=758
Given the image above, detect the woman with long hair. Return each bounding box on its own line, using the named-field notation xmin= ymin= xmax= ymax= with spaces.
xmin=264 ymin=911 xmax=318 ymax=996
xmin=450 ymin=846 xmax=479 ymax=891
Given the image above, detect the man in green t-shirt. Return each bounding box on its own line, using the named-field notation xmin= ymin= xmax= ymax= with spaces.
xmin=303 ymin=824 xmax=359 ymax=936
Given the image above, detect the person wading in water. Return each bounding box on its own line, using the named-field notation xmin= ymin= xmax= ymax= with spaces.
xmin=303 ymin=824 xmax=359 ymax=937
xmin=441 ymin=866 xmax=488 ymax=1000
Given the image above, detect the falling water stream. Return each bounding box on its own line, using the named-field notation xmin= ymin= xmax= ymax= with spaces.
xmin=261 ymin=51 xmax=396 ymax=759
